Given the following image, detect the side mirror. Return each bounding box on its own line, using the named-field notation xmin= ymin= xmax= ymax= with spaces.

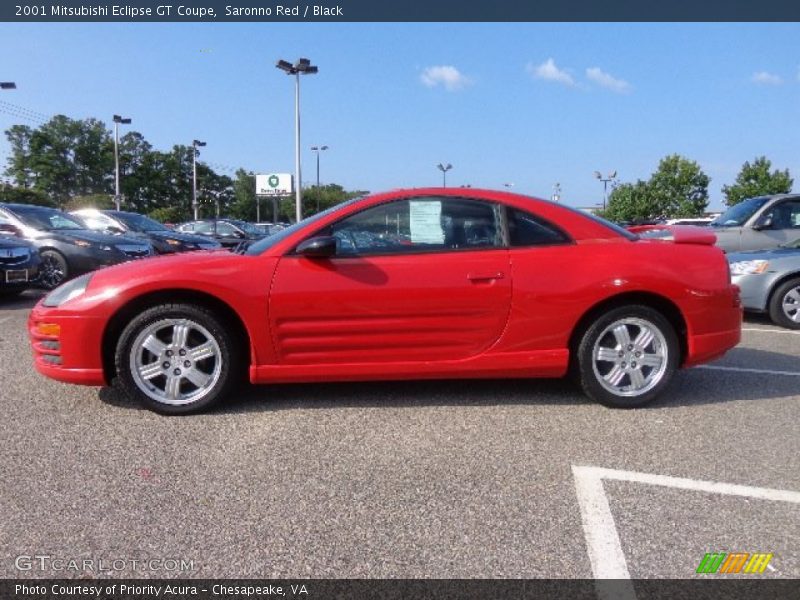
xmin=752 ymin=215 xmax=773 ymax=231
xmin=0 ymin=223 xmax=20 ymax=237
xmin=296 ymin=236 xmax=337 ymax=258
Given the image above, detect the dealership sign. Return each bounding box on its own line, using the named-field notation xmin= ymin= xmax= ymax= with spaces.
xmin=256 ymin=173 xmax=293 ymax=196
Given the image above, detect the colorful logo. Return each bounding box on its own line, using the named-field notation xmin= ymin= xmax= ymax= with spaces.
xmin=696 ymin=552 xmax=773 ymax=574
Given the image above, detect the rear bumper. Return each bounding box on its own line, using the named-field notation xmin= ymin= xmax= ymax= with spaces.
xmin=684 ymin=327 xmax=741 ymax=367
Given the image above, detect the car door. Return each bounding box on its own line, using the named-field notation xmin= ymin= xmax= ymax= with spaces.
xmin=742 ymin=199 xmax=800 ymax=251
xmin=269 ymin=196 xmax=512 ymax=364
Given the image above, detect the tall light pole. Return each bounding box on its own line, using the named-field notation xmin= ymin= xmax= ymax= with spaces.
xmin=276 ymin=58 xmax=319 ymax=223
xmin=192 ymin=139 xmax=206 ymax=220
xmin=552 ymin=182 xmax=562 ymax=203
xmin=112 ymin=114 xmax=131 ymax=210
xmin=437 ymin=163 xmax=452 ymax=187
xmin=0 ymin=82 xmax=16 ymax=90
xmin=310 ymin=145 xmax=328 ymax=212
xmin=593 ymin=170 xmax=617 ymax=210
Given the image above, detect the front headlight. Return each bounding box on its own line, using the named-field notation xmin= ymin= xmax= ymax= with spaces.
xmin=729 ymin=260 xmax=769 ymax=276
xmin=72 ymin=239 xmax=92 ymax=248
xmin=42 ymin=273 xmax=93 ymax=307
xmin=165 ymin=238 xmax=182 ymax=246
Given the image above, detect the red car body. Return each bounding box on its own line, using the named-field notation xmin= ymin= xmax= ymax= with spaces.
xmin=29 ymin=188 xmax=741 ymax=408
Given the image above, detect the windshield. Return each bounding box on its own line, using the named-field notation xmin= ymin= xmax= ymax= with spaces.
xmin=229 ymin=220 xmax=263 ymax=236
xmin=245 ymin=197 xmax=364 ymax=255
xmin=114 ymin=212 xmax=169 ymax=232
xmin=710 ymin=196 xmax=769 ymax=227
xmin=10 ymin=205 xmax=85 ymax=231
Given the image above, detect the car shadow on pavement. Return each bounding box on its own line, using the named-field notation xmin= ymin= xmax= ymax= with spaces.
xmin=97 ymin=346 xmax=800 ymax=414
xmin=0 ymin=289 xmax=45 ymax=311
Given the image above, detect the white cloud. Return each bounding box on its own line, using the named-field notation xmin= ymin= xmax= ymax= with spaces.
xmin=751 ymin=71 xmax=783 ymax=85
xmin=420 ymin=65 xmax=471 ymax=91
xmin=586 ymin=67 xmax=632 ymax=93
xmin=527 ymin=58 xmax=575 ymax=86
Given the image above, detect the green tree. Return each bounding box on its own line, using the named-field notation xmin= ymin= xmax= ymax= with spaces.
xmin=148 ymin=205 xmax=188 ymax=224
xmin=721 ymin=156 xmax=793 ymax=207
xmin=648 ymin=154 xmax=710 ymax=217
xmin=228 ymin=169 xmax=257 ymax=220
xmin=4 ymin=115 xmax=113 ymax=206
xmin=604 ymin=181 xmax=658 ymax=222
xmin=0 ymin=183 xmax=55 ymax=207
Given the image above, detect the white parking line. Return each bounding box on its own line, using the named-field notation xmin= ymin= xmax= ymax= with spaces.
xmin=743 ymin=327 xmax=800 ymax=335
xmin=696 ymin=365 xmax=800 ymax=377
xmin=572 ymin=465 xmax=800 ymax=597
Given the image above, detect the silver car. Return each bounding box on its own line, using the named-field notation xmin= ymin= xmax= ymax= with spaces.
xmin=729 ymin=239 xmax=800 ymax=329
xmin=710 ymin=194 xmax=800 ymax=252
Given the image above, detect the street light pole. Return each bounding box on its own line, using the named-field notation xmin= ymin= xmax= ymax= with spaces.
xmin=112 ymin=114 xmax=131 ymax=211
xmin=276 ymin=58 xmax=319 ymax=223
xmin=437 ymin=163 xmax=453 ymax=187
xmin=192 ymin=139 xmax=206 ymax=220
xmin=593 ymin=170 xmax=617 ymax=210
xmin=311 ymin=145 xmax=328 ymax=212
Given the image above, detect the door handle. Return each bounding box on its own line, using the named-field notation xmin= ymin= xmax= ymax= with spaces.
xmin=467 ymin=272 xmax=504 ymax=281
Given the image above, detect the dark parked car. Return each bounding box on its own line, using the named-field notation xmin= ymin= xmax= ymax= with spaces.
xmin=0 ymin=236 xmax=40 ymax=298
xmin=71 ymin=209 xmax=222 ymax=254
xmin=174 ymin=219 xmax=267 ymax=248
xmin=0 ymin=203 xmax=153 ymax=289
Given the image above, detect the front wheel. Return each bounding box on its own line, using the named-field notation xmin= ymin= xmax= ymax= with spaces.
xmin=115 ymin=304 xmax=240 ymax=414
xmin=574 ymin=305 xmax=679 ymax=408
xmin=768 ymin=278 xmax=800 ymax=330
xmin=39 ymin=250 xmax=68 ymax=290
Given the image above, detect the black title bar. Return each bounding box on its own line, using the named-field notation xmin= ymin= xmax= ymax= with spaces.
xmin=2 ymin=0 xmax=800 ymax=22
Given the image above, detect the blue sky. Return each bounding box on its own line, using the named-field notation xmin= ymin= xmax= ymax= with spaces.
xmin=1 ymin=22 xmax=798 ymax=210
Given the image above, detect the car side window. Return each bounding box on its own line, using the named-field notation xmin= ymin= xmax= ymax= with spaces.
xmin=507 ymin=207 xmax=571 ymax=246
xmin=215 ymin=222 xmax=238 ymax=236
xmin=328 ymin=197 xmax=501 ymax=256
xmin=193 ymin=222 xmax=214 ymax=234
xmin=81 ymin=214 xmax=115 ymax=230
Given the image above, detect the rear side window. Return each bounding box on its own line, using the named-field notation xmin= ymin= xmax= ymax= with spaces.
xmin=508 ymin=208 xmax=571 ymax=247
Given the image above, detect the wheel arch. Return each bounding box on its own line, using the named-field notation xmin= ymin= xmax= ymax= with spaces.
xmin=766 ymin=270 xmax=800 ymax=309
xmin=101 ymin=289 xmax=252 ymax=384
xmin=568 ymin=291 xmax=688 ymax=367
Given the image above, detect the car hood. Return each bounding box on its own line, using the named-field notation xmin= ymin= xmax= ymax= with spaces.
xmin=32 ymin=229 xmax=146 ymax=246
xmin=89 ymin=248 xmax=236 ymax=284
xmin=147 ymin=231 xmax=217 ymax=244
xmin=0 ymin=235 xmax=34 ymax=249
xmin=727 ymin=247 xmax=800 ymax=261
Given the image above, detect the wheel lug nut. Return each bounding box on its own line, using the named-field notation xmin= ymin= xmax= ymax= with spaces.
xmin=635 ymin=351 xmax=641 ymax=357
xmin=627 ymin=344 xmax=633 ymax=350
xmin=179 ymin=349 xmax=186 ymax=356
xmin=632 ymin=361 xmax=637 ymax=368
xmin=618 ymin=351 xmax=624 ymax=357
xmin=166 ymin=350 xmax=173 ymax=357
xmin=184 ymin=361 xmax=191 ymax=368
xmin=162 ymin=362 xmax=170 ymax=369
xmin=173 ymin=368 xmax=181 ymax=376
xmin=621 ymin=362 xmax=627 ymax=368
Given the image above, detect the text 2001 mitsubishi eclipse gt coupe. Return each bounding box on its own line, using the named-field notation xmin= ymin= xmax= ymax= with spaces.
xmin=29 ymin=188 xmax=742 ymax=414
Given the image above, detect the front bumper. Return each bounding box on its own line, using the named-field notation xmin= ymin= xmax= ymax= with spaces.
xmin=28 ymin=307 xmax=107 ymax=386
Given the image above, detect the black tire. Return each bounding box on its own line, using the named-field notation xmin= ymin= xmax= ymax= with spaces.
xmin=39 ymin=250 xmax=68 ymax=290
xmin=768 ymin=277 xmax=800 ymax=330
xmin=574 ymin=305 xmax=679 ymax=408
xmin=114 ymin=303 xmax=241 ymax=415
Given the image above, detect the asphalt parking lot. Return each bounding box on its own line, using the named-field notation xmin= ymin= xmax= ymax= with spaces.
xmin=0 ymin=290 xmax=798 ymax=580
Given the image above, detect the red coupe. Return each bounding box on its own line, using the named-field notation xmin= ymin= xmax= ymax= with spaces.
xmin=29 ymin=188 xmax=741 ymax=414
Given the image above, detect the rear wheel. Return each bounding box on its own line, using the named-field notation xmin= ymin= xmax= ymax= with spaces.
xmin=575 ymin=305 xmax=679 ymax=408
xmin=768 ymin=277 xmax=800 ymax=330
xmin=39 ymin=250 xmax=68 ymax=290
xmin=115 ymin=304 xmax=240 ymax=414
